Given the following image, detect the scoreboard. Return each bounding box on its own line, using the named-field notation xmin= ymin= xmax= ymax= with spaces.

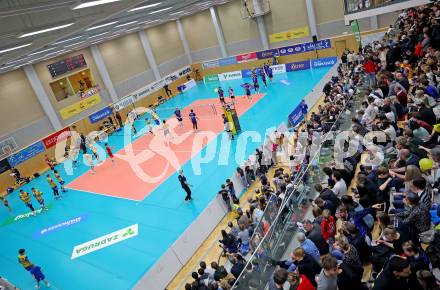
xmin=47 ymin=54 xmax=87 ymax=78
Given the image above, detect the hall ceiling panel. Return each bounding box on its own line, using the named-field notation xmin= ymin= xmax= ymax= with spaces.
xmin=0 ymin=0 xmax=231 ymax=72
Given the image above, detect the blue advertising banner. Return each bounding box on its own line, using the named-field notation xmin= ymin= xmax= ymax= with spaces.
xmin=285 ymin=60 xmax=310 ymax=72
xmin=8 ymin=141 xmax=45 ymax=167
xmin=33 ymin=214 xmax=88 ymax=239
xmin=202 ymin=60 xmax=220 ymax=69
xmin=288 ymin=103 xmax=306 ymax=127
xmin=311 ymin=56 xmax=337 ymax=68
xmin=279 ymin=39 xmax=331 ymax=56
xmin=89 ymin=107 xmax=112 ymax=124
xmin=241 ymin=68 xmax=263 ymax=78
xmin=256 ymin=49 xmax=279 ymax=59
xmin=219 ymin=56 xmax=237 ymax=67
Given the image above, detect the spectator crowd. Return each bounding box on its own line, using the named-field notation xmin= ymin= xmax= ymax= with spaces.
xmin=182 ymin=3 xmax=440 ymax=290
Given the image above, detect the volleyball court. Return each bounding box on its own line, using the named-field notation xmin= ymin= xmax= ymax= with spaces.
xmin=67 ymin=94 xmax=265 ymax=201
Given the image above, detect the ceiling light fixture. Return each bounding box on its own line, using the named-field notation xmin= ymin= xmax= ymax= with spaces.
xmin=88 ymin=32 xmax=108 ymax=38
xmin=129 ymin=2 xmax=161 ymax=12
xmin=86 ymin=21 xmax=118 ymax=31
xmin=115 ymin=21 xmax=138 ymax=28
xmin=28 ymin=47 xmax=58 ymax=56
xmin=72 ymin=0 xmax=122 ymax=10
xmin=45 ymin=49 xmax=66 ymax=57
xmin=170 ymin=11 xmax=185 ymax=15
xmin=65 ymin=41 xmax=85 ymax=47
xmin=53 ymin=36 xmax=83 ymax=45
xmin=149 ymin=7 xmax=172 ymax=14
xmin=19 ymin=23 xmax=74 ymax=38
xmin=0 ymin=43 xmax=32 ymax=54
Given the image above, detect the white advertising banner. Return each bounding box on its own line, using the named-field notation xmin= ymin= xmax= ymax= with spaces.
xmin=270 ymin=64 xmax=287 ymax=74
xmin=113 ymin=96 xmax=135 ymax=111
xmin=218 ymin=70 xmax=243 ymax=82
xmin=71 ymin=224 xmax=138 ymax=259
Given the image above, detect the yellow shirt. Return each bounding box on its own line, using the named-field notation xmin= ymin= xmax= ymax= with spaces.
xmin=19 ymin=192 xmax=31 ymax=203
xmin=18 ymin=254 xmax=32 ymax=268
xmin=47 ymin=177 xmax=56 ymax=187
xmin=54 ymin=172 xmax=63 ymax=183
xmin=32 ymin=190 xmax=43 ymax=201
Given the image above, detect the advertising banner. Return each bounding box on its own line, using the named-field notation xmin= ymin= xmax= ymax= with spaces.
xmin=351 ymin=20 xmax=362 ymax=46
xmin=236 ymin=52 xmax=257 ymax=63
xmin=241 ymin=69 xmax=252 ymax=78
xmin=71 ymin=224 xmax=138 ymax=259
xmin=270 ymin=64 xmax=287 ymax=74
xmin=256 ymin=49 xmax=279 ymax=60
xmin=279 ymin=39 xmax=331 ymax=56
xmin=219 ymin=56 xmax=237 ymax=67
xmin=42 ymin=127 xmax=71 ymax=149
xmin=8 ymin=141 xmax=45 ymax=167
xmin=59 ymin=94 xmax=102 ymax=120
xmin=0 ymin=158 xmax=11 ymax=174
xmin=218 ymin=71 xmax=243 ymax=82
xmin=288 ymin=103 xmax=306 ymax=127
xmin=33 ymin=214 xmax=87 ymax=239
xmin=164 ymin=66 xmax=192 ymax=85
xmin=203 ymin=60 xmax=220 ymax=69
xmin=311 ymin=56 xmax=338 ymax=68
xmin=89 ymin=107 xmax=113 ymax=124
xmin=203 ymin=74 xmax=220 ymax=83
xmin=269 ymin=26 xmax=310 ymax=43
xmin=113 ymin=96 xmax=135 ymax=111
xmin=285 ymin=60 xmax=311 ymax=72
xmin=305 ymin=39 xmax=332 ymax=51
xmin=177 ymin=79 xmax=197 ymax=92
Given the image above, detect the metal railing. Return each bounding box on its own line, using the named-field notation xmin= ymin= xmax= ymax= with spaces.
xmin=344 ymin=0 xmax=409 ymax=14
xmin=231 ymin=78 xmax=367 ymax=290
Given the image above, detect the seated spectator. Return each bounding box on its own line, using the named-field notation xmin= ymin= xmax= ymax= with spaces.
xmin=292 ymin=247 xmax=321 ymax=287
xmin=296 ymin=232 xmax=321 ymax=263
xmin=303 ymin=219 xmax=329 ymax=255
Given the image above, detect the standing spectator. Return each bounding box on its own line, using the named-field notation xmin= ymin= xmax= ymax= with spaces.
xmin=317 ymin=255 xmax=339 ymax=290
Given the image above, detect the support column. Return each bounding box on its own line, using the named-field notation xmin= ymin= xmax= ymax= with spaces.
xmin=305 ymin=0 xmax=318 ymax=39
xmin=90 ymin=45 xmax=119 ymax=103
xmin=138 ymin=30 xmax=161 ymax=81
xmin=176 ymin=19 xmax=192 ymax=64
xmin=23 ymin=65 xmax=63 ymax=130
xmin=256 ymin=16 xmax=269 ymax=50
xmin=370 ymin=15 xmax=378 ymax=30
xmin=210 ymin=6 xmax=227 ymax=58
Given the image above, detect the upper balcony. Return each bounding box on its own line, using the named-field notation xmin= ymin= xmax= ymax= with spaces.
xmin=344 ymin=0 xmax=431 ymax=24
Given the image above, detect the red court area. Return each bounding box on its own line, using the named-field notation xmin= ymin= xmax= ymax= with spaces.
xmin=67 ymin=95 xmax=264 ymax=201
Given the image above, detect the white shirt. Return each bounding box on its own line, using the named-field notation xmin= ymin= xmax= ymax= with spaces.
xmin=333 ymin=179 xmax=347 ymax=197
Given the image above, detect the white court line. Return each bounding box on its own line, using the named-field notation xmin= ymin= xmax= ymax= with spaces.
xmin=66 ymin=187 xmax=141 ymax=202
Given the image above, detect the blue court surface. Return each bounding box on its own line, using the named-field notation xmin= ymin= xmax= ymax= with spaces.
xmin=0 ymin=66 xmax=330 ymax=289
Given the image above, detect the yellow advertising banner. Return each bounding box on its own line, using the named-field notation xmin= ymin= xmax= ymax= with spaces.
xmin=269 ymin=26 xmax=310 ymax=43
xmin=59 ymin=94 xmax=102 ymax=120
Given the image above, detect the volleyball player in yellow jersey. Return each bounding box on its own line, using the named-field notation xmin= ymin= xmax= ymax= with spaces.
xmin=46 ymin=174 xmax=60 ymax=199
xmin=19 ymin=190 xmax=35 ymax=211
xmin=31 ymin=188 xmax=47 ymax=210
xmin=53 ymin=170 xmax=67 ymax=192
xmin=18 ymin=249 xmax=34 ymax=271
xmin=0 ymin=196 xmax=12 ymax=212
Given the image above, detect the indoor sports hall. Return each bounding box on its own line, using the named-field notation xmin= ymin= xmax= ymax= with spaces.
xmin=0 ymin=0 xmax=434 ymax=290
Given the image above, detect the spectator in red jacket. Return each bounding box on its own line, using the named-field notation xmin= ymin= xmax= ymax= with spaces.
xmin=364 ymin=57 xmax=377 ymax=88
xmin=321 ymin=209 xmax=336 ymax=242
